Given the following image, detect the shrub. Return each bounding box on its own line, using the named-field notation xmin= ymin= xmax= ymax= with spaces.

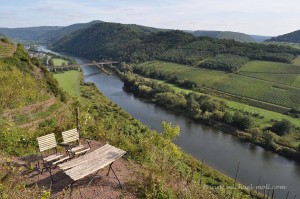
xmin=270 ymin=119 xmax=292 ymax=136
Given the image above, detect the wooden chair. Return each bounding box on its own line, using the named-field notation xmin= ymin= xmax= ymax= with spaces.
xmin=61 ymin=128 xmax=91 ymax=158
xmin=37 ymin=133 xmax=70 ymax=181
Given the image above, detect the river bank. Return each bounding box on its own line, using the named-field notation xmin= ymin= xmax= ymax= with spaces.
xmin=111 ymin=65 xmax=300 ymax=163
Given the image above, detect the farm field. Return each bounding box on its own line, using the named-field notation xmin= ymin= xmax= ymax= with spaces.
xmin=137 ymin=60 xmax=300 ymax=110
xmin=139 ymin=61 xmax=229 ymax=86
xmin=52 ymin=58 xmax=69 ymax=66
xmin=54 ymin=70 xmax=79 ymax=97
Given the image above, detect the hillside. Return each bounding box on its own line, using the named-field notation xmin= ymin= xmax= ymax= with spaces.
xmin=0 ymin=26 xmax=61 ymax=42
xmin=0 ymin=21 xmax=167 ymax=44
xmin=38 ymin=20 xmax=103 ymax=43
xmin=267 ymin=29 xmax=300 ymax=43
xmin=190 ymin=30 xmax=256 ymax=43
xmin=52 ymin=22 xmax=300 ymax=68
xmin=0 ymin=39 xmax=16 ymax=58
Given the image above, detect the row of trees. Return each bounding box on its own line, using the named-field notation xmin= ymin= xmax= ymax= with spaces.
xmin=199 ymin=54 xmax=249 ymax=72
xmin=120 ymin=71 xmax=256 ymax=130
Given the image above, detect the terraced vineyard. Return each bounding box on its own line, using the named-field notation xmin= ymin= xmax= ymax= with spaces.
xmin=137 ymin=59 xmax=300 ymax=111
xmin=0 ymin=41 xmax=16 ymax=58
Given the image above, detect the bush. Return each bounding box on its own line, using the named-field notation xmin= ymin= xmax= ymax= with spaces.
xmin=270 ymin=119 xmax=292 ymax=136
xmin=263 ymin=130 xmax=275 ymax=148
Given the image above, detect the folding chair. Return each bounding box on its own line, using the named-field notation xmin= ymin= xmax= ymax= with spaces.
xmin=37 ymin=133 xmax=70 ymax=182
xmin=61 ymin=128 xmax=91 ymax=158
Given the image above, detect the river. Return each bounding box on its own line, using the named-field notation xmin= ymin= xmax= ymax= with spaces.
xmin=39 ymin=46 xmax=300 ymax=199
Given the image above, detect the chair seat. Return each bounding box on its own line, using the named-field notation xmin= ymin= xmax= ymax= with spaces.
xmin=52 ymin=156 xmax=70 ymax=165
xmin=68 ymin=145 xmax=88 ymax=152
xmin=43 ymin=153 xmax=63 ymax=162
xmin=75 ymin=148 xmax=90 ymax=155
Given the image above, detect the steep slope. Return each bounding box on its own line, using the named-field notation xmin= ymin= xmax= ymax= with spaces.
xmin=267 ymin=29 xmax=300 ymax=43
xmin=190 ymin=30 xmax=256 ymax=43
xmin=0 ymin=26 xmax=62 ymax=42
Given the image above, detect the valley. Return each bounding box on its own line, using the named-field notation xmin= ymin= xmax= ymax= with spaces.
xmin=1 ymin=16 xmax=300 ymax=199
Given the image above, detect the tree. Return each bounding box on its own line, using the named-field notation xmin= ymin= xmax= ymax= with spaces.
xmin=186 ymin=94 xmax=201 ymax=117
xmin=223 ymin=111 xmax=234 ymax=123
xmin=250 ymin=128 xmax=261 ymax=141
xmin=271 ymin=119 xmax=292 ymax=136
xmin=159 ymin=121 xmax=181 ymax=174
xmin=263 ymin=130 xmax=275 ymax=148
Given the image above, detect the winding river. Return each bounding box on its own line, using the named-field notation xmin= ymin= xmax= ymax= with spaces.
xmin=39 ymin=46 xmax=300 ymax=199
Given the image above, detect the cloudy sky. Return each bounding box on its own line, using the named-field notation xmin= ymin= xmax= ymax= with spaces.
xmin=1 ymin=0 xmax=300 ymax=36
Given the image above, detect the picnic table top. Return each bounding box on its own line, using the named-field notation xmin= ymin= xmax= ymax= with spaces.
xmin=58 ymin=144 xmax=126 ymax=181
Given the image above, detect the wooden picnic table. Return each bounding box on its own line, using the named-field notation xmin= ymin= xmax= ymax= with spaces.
xmin=58 ymin=144 xmax=126 ymax=187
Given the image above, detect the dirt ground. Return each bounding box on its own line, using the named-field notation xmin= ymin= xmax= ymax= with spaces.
xmin=20 ymin=141 xmax=139 ymax=199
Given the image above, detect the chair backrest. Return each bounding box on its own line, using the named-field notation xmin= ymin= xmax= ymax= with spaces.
xmin=62 ymin=128 xmax=79 ymax=144
xmin=37 ymin=133 xmax=57 ymax=152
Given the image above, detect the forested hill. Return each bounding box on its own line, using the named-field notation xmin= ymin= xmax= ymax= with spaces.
xmin=52 ymin=22 xmax=300 ymax=72
xmin=190 ymin=30 xmax=256 ymax=43
xmin=267 ymin=29 xmax=300 ymax=43
xmin=0 ymin=21 xmax=166 ymax=44
xmin=0 ymin=26 xmax=61 ymax=43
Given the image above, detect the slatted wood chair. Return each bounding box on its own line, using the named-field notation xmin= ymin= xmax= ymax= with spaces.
xmin=37 ymin=133 xmax=70 ymax=181
xmin=61 ymin=128 xmax=91 ymax=158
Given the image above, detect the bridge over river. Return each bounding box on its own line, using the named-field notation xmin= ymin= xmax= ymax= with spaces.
xmin=47 ymin=61 xmax=119 ymax=74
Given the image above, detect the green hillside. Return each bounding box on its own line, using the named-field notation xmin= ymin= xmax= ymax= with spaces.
xmin=0 ymin=26 xmax=61 ymax=42
xmin=52 ymin=22 xmax=300 ymax=68
xmin=267 ymin=29 xmax=300 ymax=43
xmin=39 ymin=20 xmax=103 ymax=43
xmin=190 ymin=30 xmax=256 ymax=42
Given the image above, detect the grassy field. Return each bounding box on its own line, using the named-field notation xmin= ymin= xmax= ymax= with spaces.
xmin=52 ymin=58 xmax=69 ymax=66
xmin=54 ymin=71 xmax=79 ymax=97
xmin=138 ymin=60 xmax=300 ymax=110
xmin=240 ymin=61 xmax=300 ymax=74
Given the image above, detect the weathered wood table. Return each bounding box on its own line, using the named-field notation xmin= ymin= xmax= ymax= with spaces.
xmin=58 ymin=144 xmax=126 ymax=188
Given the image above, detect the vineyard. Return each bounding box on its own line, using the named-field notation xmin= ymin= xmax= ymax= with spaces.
xmin=136 ymin=59 xmax=300 ymax=111
xmin=0 ymin=41 xmax=16 ymax=58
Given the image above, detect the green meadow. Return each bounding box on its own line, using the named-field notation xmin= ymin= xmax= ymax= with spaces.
xmin=52 ymin=58 xmax=69 ymax=66
xmin=53 ymin=70 xmax=79 ymax=97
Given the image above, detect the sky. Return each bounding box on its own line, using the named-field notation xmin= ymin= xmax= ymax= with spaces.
xmin=1 ymin=0 xmax=300 ymax=36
